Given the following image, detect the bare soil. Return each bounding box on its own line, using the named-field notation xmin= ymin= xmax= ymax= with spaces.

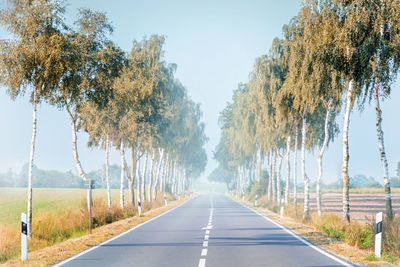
xmin=296 ymin=193 xmax=400 ymax=222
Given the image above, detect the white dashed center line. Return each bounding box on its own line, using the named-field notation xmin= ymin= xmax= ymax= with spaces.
xmin=198 ymin=196 xmax=214 ymax=267
xmin=201 ymin=248 xmax=208 ymax=256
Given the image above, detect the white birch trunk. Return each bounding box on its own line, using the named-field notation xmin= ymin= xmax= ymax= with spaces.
xmin=342 ymin=80 xmax=353 ymax=222
xmin=251 ymin=158 xmax=255 ymax=182
xmin=285 ymin=136 xmax=291 ymax=205
xmin=170 ymin=161 xmax=174 ymax=194
xmin=162 ymin=156 xmax=169 ymax=192
xmin=242 ymin=165 xmax=245 ymax=195
xmin=174 ymin=164 xmax=179 ymax=195
xmin=142 ymin=153 xmax=148 ymax=201
xmin=277 ymin=151 xmax=283 ymax=203
xmin=136 ymin=153 xmax=141 ymax=205
xmin=27 ymin=92 xmax=37 ymax=238
xmin=127 ymin=148 xmax=136 ymax=206
xmin=179 ymin=168 xmax=183 ymax=196
xmin=238 ymin=166 xmax=242 ymax=196
xmin=174 ymin=162 xmax=178 ymax=195
xmin=257 ymin=147 xmax=262 ymax=182
xmin=105 ymin=134 xmax=111 ymax=208
xmin=237 ymin=166 xmax=240 ymax=196
xmin=70 ymin=114 xmax=87 ymax=181
xmin=294 ymin=124 xmax=298 ymax=206
xmin=267 ymin=152 xmax=272 ymax=200
xmin=153 ymin=148 xmax=164 ymax=200
xmin=301 ymin=114 xmax=310 ymax=220
xmin=374 ymin=80 xmax=393 ymax=220
xmin=160 ymin=154 xmax=168 ymax=192
xmin=171 ymin=161 xmax=175 ymax=194
xmin=167 ymin=160 xmax=172 ymax=191
xmin=271 ymin=151 xmax=276 ymax=202
xmin=148 ymin=150 xmax=155 ymax=201
xmin=119 ymin=141 xmax=125 ymax=208
xmin=317 ymin=99 xmax=333 ymax=216
xmin=67 ymin=108 xmax=91 ymax=212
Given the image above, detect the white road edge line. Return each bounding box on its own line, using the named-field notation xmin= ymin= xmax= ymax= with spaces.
xmin=232 ymin=197 xmax=354 ymax=267
xmin=198 ymin=258 xmax=206 ymax=267
xmin=52 ymin=197 xmax=195 ymax=267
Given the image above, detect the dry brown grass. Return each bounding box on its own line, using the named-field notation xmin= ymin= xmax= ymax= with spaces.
xmin=1 ymin=196 xmax=188 ymax=267
xmin=381 ymin=216 xmax=400 ymax=259
xmin=0 ymin=225 xmax=20 ymax=262
xmin=0 ymin=191 xmax=181 ymax=266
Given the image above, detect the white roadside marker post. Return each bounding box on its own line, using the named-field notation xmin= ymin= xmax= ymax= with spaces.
xmin=89 ymin=179 xmax=93 ymax=235
xmin=280 ymin=198 xmax=284 ymax=218
xmin=164 ymin=194 xmax=168 ymax=206
xmin=21 ymin=212 xmax=28 ymax=261
xmin=375 ymin=212 xmax=383 ymax=258
xmin=138 ymin=200 xmax=142 ymax=216
xmin=255 ymin=195 xmax=258 ymax=207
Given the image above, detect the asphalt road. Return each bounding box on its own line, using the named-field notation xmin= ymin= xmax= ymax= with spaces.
xmin=54 ymin=194 xmax=353 ymax=267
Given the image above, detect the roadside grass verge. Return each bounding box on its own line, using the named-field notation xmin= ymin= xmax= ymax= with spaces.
xmin=241 ymin=186 xmax=400 ymax=266
xmin=0 ymin=189 xmax=177 ymax=264
xmin=0 ymin=188 xmax=139 ymax=225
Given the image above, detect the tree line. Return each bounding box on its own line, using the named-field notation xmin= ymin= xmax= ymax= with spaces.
xmin=0 ymin=163 xmax=134 ymax=189
xmin=0 ymin=0 xmax=207 ymax=237
xmin=214 ymin=0 xmax=400 ymax=222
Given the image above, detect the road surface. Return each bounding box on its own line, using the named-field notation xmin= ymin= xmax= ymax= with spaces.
xmin=54 ymin=194 xmax=353 ymax=267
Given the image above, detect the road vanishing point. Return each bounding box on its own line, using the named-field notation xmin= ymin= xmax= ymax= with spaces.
xmin=54 ymin=194 xmax=353 ymax=267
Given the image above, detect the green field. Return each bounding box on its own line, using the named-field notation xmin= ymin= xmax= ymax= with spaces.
xmin=0 ymin=188 xmax=133 ymax=226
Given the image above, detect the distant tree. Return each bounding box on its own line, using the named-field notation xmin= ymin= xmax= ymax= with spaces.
xmin=208 ymin=167 xmax=233 ymax=188
xmin=350 ymin=175 xmax=380 ymax=188
xmin=364 ymin=181 xmax=382 ymax=188
xmin=396 ymin=162 xmax=400 ymax=178
xmin=390 ymin=177 xmax=400 ymax=188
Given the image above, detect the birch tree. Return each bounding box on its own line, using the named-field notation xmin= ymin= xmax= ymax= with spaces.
xmin=0 ymin=0 xmax=66 ymax=237
xmin=79 ymin=43 xmax=125 ymax=208
xmin=321 ymin=0 xmax=388 ymax=222
xmin=50 ymin=9 xmax=116 ymax=212
xmin=365 ymin=0 xmax=400 ymax=220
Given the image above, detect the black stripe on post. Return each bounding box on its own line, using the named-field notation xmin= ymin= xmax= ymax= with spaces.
xmin=21 ymin=221 xmax=27 ymax=235
xmin=376 ymin=221 xmax=382 ymax=234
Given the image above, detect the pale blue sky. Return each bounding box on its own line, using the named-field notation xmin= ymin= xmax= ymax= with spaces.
xmin=0 ymin=0 xmax=400 ymax=184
